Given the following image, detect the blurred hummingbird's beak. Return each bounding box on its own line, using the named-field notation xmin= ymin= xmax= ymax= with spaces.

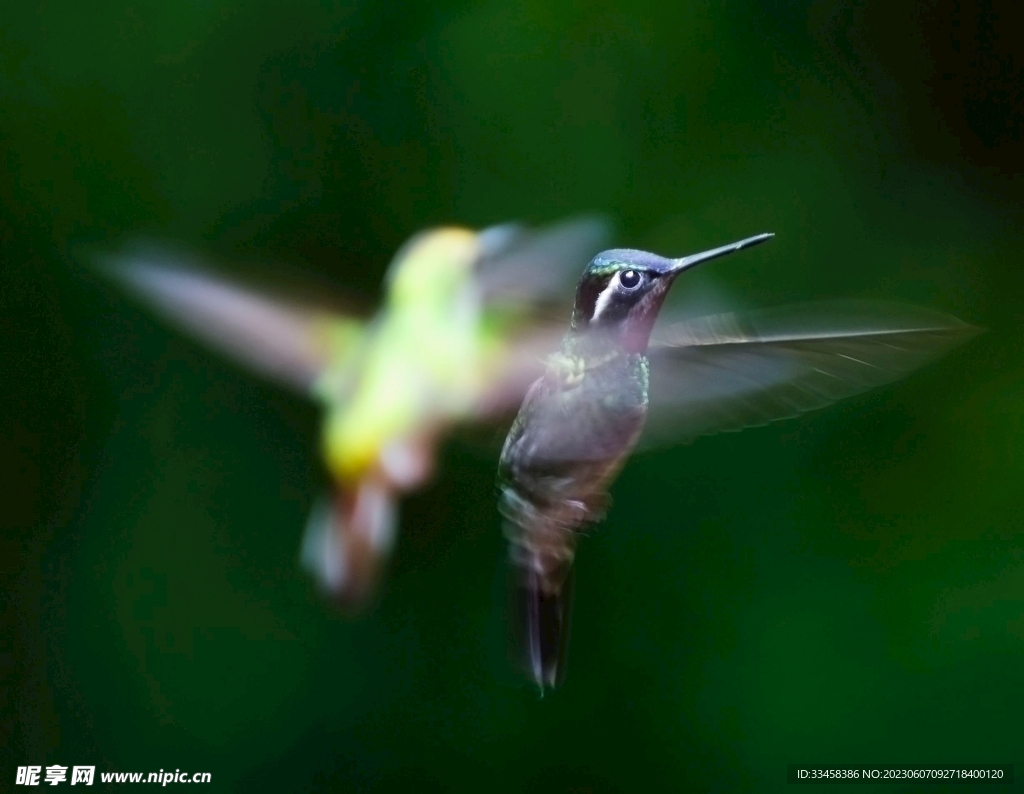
xmin=663 ymin=232 xmax=775 ymax=277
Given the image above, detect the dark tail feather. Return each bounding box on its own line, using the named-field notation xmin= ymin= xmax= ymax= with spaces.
xmin=508 ymin=546 xmax=575 ymax=693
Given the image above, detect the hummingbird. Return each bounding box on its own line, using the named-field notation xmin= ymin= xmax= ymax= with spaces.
xmin=498 ymin=233 xmax=978 ymax=691
xmin=99 ymin=217 xmax=610 ymax=608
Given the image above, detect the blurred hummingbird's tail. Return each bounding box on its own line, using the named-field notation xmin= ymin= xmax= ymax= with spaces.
xmin=507 ymin=540 xmax=576 ymax=693
xmin=300 ymin=473 xmax=398 ymax=610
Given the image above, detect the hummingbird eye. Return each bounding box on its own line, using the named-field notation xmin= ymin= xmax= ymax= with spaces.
xmin=619 ymin=269 xmax=642 ymax=290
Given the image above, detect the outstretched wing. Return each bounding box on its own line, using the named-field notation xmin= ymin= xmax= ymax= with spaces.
xmin=99 ymin=246 xmax=364 ymax=396
xmin=476 ymin=215 xmax=612 ymax=307
xmin=643 ymin=300 xmax=980 ymax=446
xmin=468 ymin=323 xmax=566 ymax=421
xmin=465 ymin=216 xmax=612 ymax=419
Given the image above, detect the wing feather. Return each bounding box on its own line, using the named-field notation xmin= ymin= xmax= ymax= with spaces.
xmin=643 ymin=300 xmax=980 ymax=446
xmin=476 ymin=215 xmax=612 ymax=306
xmin=100 ymin=248 xmax=362 ymax=395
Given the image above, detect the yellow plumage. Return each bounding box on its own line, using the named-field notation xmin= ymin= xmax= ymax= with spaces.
xmin=101 ymin=217 xmax=609 ymax=606
xmin=319 ymin=227 xmax=504 ymax=482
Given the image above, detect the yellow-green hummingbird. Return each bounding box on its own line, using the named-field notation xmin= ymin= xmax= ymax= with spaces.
xmin=101 ymin=217 xmax=610 ymax=608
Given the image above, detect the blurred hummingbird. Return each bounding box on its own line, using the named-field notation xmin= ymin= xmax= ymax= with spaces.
xmin=498 ymin=233 xmax=979 ymax=691
xmin=101 ymin=217 xmax=610 ymax=608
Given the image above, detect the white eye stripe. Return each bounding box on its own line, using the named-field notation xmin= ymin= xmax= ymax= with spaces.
xmin=590 ymin=273 xmax=621 ymax=322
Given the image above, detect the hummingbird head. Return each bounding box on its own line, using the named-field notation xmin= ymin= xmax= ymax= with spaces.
xmin=570 ymin=233 xmax=774 ymax=353
xmin=385 ymin=227 xmax=481 ymax=311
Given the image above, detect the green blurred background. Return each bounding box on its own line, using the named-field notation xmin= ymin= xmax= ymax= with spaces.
xmin=3 ymin=0 xmax=1023 ymax=790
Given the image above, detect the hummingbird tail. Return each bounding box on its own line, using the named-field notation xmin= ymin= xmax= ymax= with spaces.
xmin=508 ymin=543 xmax=575 ymax=693
xmin=299 ymin=474 xmax=398 ymax=611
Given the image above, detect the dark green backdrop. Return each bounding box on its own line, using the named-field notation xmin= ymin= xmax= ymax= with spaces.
xmin=3 ymin=0 xmax=1023 ymax=790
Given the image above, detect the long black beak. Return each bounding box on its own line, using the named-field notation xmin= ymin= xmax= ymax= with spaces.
xmin=667 ymin=232 xmax=774 ymax=276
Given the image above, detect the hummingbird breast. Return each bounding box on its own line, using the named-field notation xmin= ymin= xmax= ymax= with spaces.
xmin=498 ymin=351 xmax=650 ymax=551
xmin=497 ymin=350 xmax=649 ymax=690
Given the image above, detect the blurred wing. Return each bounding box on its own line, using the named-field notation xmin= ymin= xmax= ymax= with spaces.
xmin=644 ymin=301 xmax=981 ymax=447
xmin=476 ymin=215 xmax=612 ymax=306
xmin=466 ymin=215 xmax=612 ymax=421
xmin=471 ymin=323 xmax=567 ymax=420
xmin=100 ymin=249 xmax=364 ymax=395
